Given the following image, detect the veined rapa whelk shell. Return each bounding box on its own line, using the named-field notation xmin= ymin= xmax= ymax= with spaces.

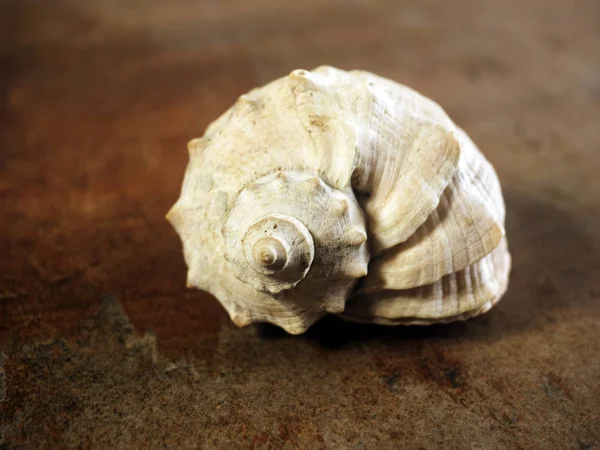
xmin=167 ymin=66 xmax=511 ymax=334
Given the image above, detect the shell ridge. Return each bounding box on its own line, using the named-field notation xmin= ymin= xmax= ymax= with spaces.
xmin=452 ymin=159 xmax=504 ymax=258
xmin=457 ymin=127 xmax=506 ymax=222
xmin=362 ymin=133 xmax=505 ymax=292
xmin=288 ymin=71 xmax=357 ymax=188
xmin=289 ymin=81 xmax=320 ymax=164
xmin=349 ymin=75 xmax=377 ymax=193
xmin=452 ymin=170 xmax=474 ymax=269
xmin=343 ymin=238 xmax=510 ymax=324
xmin=365 ymin=119 xmax=461 ymax=253
xmin=377 ymin=127 xmax=454 ymax=225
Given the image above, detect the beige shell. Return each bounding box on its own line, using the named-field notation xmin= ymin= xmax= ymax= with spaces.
xmin=167 ymin=66 xmax=511 ymax=334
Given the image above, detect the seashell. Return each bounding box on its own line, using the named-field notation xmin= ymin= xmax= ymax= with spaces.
xmin=167 ymin=66 xmax=511 ymax=334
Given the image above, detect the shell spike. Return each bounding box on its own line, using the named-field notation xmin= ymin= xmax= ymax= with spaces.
xmin=278 ymin=315 xmax=313 ymax=335
xmin=342 ymin=263 xmax=369 ymax=279
xmin=324 ymin=296 xmax=346 ymax=314
xmin=334 ymin=198 xmax=349 ymax=215
xmin=345 ymin=229 xmax=368 ymax=246
xmin=237 ymin=94 xmax=253 ymax=104
xmin=230 ymin=311 xmax=253 ymax=328
xmin=232 ymin=94 xmax=259 ymax=116
xmin=301 ymin=176 xmax=323 ymax=192
xmin=166 ymin=205 xmax=185 ymax=232
xmin=289 ymin=69 xmax=310 ymax=79
xmin=288 ymin=69 xmax=320 ymax=92
xmin=185 ymin=270 xmax=198 ymax=289
xmin=187 ymin=137 xmax=204 ymax=153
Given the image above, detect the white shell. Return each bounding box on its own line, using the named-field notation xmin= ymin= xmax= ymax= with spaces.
xmin=167 ymin=66 xmax=511 ymax=334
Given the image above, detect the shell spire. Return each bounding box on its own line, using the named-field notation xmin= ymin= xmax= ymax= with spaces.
xmin=167 ymin=66 xmax=510 ymax=333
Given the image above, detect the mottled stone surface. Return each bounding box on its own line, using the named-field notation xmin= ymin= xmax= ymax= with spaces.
xmin=1 ymin=0 xmax=599 ymax=448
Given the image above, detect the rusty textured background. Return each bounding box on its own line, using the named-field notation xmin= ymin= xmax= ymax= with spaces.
xmin=1 ymin=0 xmax=600 ymax=448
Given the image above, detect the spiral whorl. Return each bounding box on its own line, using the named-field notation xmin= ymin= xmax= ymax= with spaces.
xmin=252 ymin=237 xmax=287 ymax=273
xmin=240 ymin=213 xmax=315 ymax=294
xmin=223 ymin=170 xmax=369 ymax=322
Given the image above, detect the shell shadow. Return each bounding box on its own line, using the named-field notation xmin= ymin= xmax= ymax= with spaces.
xmin=257 ymin=188 xmax=600 ymax=349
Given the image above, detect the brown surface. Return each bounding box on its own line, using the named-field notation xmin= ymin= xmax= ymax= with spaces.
xmin=1 ymin=0 xmax=600 ymax=448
